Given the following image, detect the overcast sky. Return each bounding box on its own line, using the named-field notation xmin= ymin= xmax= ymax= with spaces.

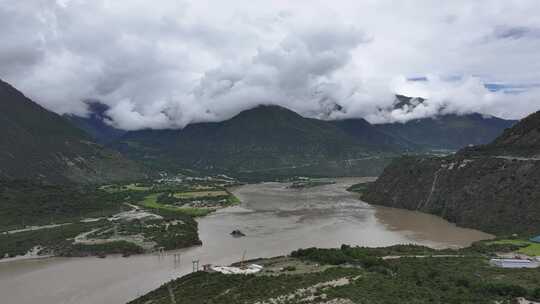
xmin=1 ymin=0 xmax=540 ymax=130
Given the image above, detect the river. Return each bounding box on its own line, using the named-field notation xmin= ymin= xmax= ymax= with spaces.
xmin=0 ymin=178 xmax=492 ymax=304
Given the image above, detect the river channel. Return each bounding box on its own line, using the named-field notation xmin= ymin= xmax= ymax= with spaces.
xmin=0 ymin=178 xmax=493 ymax=304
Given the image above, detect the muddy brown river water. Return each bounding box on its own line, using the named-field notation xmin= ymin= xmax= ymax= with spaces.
xmin=0 ymin=178 xmax=493 ymax=304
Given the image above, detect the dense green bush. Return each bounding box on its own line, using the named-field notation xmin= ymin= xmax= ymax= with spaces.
xmin=66 ymin=241 xmax=144 ymax=256
xmin=0 ymin=221 xmax=107 ymax=258
xmin=0 ymin=180 xmax=128 ymax=231
xmin=481 ymin=283 xmax=528 ymax=297
xmin=291 ymin=245 xmax=388 ymax=269
xmin=129 ymin=254 xmax=540 ymax=304
xmin=532 ymin=288 xmax=540 ymax=301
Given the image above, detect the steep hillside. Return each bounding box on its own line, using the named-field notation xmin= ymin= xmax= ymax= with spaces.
xmin=64 ymin=101 xmax=126 ymax=144
xmin=375 ymin=110 xmax=515 ymax=151
xmin=467 ymin=110 xmax=540 ymax=157
xmin=115 ymin=105 xmax=402 ymax=177
xmin=363 ymin=110 xmax=540 ymax=235
xmin=330 ymin=118 xmax=418 ymax=151
xmin=0 ymin=79 xmax=145 ymax=183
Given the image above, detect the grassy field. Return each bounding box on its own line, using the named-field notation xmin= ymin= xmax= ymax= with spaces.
xmin=346 ymin=181 xmax=374 ymax=197
xmin=173 ymin=190 xmax=228 ymax=198
xmin=100 ymin=183 xmax=152 ymax=192
xmin=520 ymin=244 xmax=540 ymax=256
xmin=488 ymin=239 xmax=540 ymax=256
xmin=1 ymin=180 xmax=234 ymax=259
xmin=227 ymin=194 xmax=241 ymax=205
xmin=140 ymin=193 xmax=214 ymax=217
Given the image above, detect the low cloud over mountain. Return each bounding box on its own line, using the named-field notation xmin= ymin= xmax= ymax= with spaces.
xmin=1 ymin=0 xmax=540 ymax=130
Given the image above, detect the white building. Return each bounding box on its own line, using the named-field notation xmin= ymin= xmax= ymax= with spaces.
xmin=490 ymin=259 xmax=540 ymax=268
xmin=210 ymin=264 xmax=263 ymax=274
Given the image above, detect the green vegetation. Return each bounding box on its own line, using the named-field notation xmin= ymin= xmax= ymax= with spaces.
xmin=488 ymin=239 xmax=540 ymax=256
xmin=375 ymin=110 xmax=515 ymax=151
xmin=100 ymin=183 xmax=152 ymax=192
xmin=67 ymin=241 xmax=144 ymax=257
xmin=0 ymin=79 xmax=145 ymax=183
xmin=364 ymin=109 xmax=540 ymax=236
xmin=0 ymin=199 xmax=201 ymax=258
xmin=129 ymin=244 xmax=540 ymax=304
xmin=364 ymin=154 xmax=540 ymax=235
xmin=139 ymin=208 xmax=201 ymax=249
xmin=519 ymin=244 xmax=540 ymax=256
xmin=0 ymin=221 xmax=107 ymax=258
xmin=328 ymin=257 xmax=540 ymax=304
xmin=346 ymin=181 xmax=373 ymax=197
xmin=288 ymin=178 xmax=336 ymax=189
xmin=0 ymin=175 xmax=246 ymax=259
xmin=115 ymin=105 xmax=401 ymax=178
xmin=136 ymin=183 xmax=241 ymax=217
xmin=173 ymin=190 xmax=228 ymax=198
xmin=472 ymin=109 xmax=540 ymax=157
xmin=0 ymin=178 xmax=231 ymax=259
xmin=130 ymin=267 xmax=361 ymax=304
xmin=140 ymin=193 xmax=215 ymax=217
xmin=0 ymin=180 xmax=127 ymax=232
xmin=281 ymin=266 xmax=296 ymax=272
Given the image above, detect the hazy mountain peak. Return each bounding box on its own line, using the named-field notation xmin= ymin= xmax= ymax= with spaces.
xmin=84 ymin=100 xmax=112 ymax=119
xmin=393 ymin=94 xmax=426 ymax=111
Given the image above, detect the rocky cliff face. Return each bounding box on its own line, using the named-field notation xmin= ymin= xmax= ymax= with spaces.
xmin=364 ymin=111 xmax=540 ymax=235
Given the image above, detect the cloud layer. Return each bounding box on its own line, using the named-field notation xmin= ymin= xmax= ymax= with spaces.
xmin=1 ymin=0 xmax=540 ymax=129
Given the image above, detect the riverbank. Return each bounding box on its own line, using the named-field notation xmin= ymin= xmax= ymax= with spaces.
xmin=0 ymin=178 xmax=495 ymax=304
xmin=128 ymin=243 xmax=540 ymax=304
xmin=0 ymin=177 xmax=241 ymax=261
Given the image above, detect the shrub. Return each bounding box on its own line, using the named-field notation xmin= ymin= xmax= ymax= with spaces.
xmin=482 ymin=283 xmax=528 ymax=297
xmin=281 ymin=266 xmax=296 ymax=272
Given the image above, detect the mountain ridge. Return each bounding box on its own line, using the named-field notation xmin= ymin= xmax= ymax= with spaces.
xmin=0 ymin=79 xmax=146 ymax=184
xmin=363 ymin=109 xmax=540 ymax=235
xmin=64 ymin=101 xmax=126 ymax=145
xmin=373 ymin=94 xmax=516 ymax=150
xmin=68 ymin=96 xmax=515 ymax=154
xmin=114 ymin=105 xmax=399 ymax=177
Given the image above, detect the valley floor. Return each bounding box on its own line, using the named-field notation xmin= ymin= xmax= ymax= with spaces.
xmin=0 ymin=176 xmax=240 ymax=260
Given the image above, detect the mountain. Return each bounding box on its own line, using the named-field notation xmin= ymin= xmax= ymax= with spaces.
xmin=112 ymin=102 xmax=514 ymax=178
xmin=63 ymin=93 xmax=514 ymax=155
xmin=374 ymin=95 xmax=516 ymax=151
xmin=115 ymin=105 xmax=403 ymax=178
xmin=363 ymin=109 xmax=540 ymax=235
xmin=329 ymin=118 xmax=419 ymax=151
xmin=465 ymin=110 xmax=540 ymax=157
xmin=64 ymin=101 xmax=126 ymax=144
xmin=0 ymin=79 xmax=145 ymax=183
xmin=62 ymin=93 xmax=514 ymax=178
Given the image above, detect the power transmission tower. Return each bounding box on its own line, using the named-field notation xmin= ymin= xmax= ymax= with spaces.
xmin=192 ymin=259 xmax=199 ymax=272
xmin=174 ymin=253 xmax=181 ymax=268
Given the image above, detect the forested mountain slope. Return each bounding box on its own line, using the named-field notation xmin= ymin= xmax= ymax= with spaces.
xmin=0 ymin=79 xmax=145 ymax=183
xmin=364 ymin=110 xmax=540 ymax=235
xmin=115 ymin=105 xmax=402 ymax=177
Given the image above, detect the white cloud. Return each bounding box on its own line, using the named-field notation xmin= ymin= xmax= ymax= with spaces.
xmin=0 ymin=0 xmax=539 ymax=129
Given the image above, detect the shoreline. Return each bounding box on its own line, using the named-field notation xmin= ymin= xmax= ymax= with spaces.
xmin=0 ymin=254 xmax=54 ymax=264
xmin=0 ymin=178 xmax=496 ymax=265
